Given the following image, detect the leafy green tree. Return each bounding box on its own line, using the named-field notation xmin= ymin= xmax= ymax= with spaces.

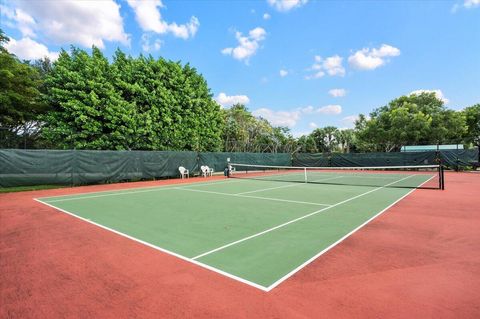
xmin=253 ymin=125 xmax=295 ymax=153
xmin=41 ymin=47 xmax=136 ymax=149
xmin=296 ymin=135 xmax=317 ymax=153
xmin=353 ymin=114 xmax=376 ymax=152
xmin=32 ymin=58 xmax=53 ymax=79
xmin=110 ymin=51 xmax=223 ymax=151
xmin=221 ymin=104 xmax=295 ymax=152
xmin=0 ymin=29 xmax=9 ymax=53
xmin=463 ymin=104 xmax=480 ymax=149
xmin=222 ymin=104 xmax=268 ymax=151
xmin=41 ymin=47 xmax=224 ymax=151
xmin=311 ymin=126 xmax=339 ymax=152
xmin=270 ymin=126 xmax=296 ymax=153
xmin=222 ymin=104 xmax=250 ymax=150
xmin=335 ymin=129 xmax=356 ymax=153
xmin=0 ymin=29 xmax=46 ymax=148
xmin=355 ymin=92 xmax=467 ymax=152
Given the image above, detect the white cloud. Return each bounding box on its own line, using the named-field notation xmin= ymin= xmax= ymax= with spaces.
xmin=300 ymin=106 xmax=315 ymax=113
xmin=5 ymin=37 xmax=59 ymax=61
xmin=0 ymin=6 xmax=36 ymax=37
xmin=306 ymin=55 xmax=345 ymax=79
xmin=279 ymin=69 xmax=288 ymax=77
xmin=2 ymin=0 xmax=129 ymax=49
xmin=452 ymin=0 xmax=479 ymax=12
xmin=348 ymin=44 xmax=400 ymax=70
xmin=306 ymin=70 xmax=325 ymax=79
xmin=329 ymin=88 xmax=347 ymax=97
xmin=316 ymin=105 xmax=342 ymax=115
xmin=464 ymin=0 xmax=480 ymax=8
xmin=308 ymin=122 xmax=317 ymax=129
xmin=323 ymin=56 xmax=345 ymax=76
xmin=300 ymin=104 xmax=342 ymax=115
xmin=252 ymin=108 xmax=300 ymax=127
xmin=141 ymin=34 xmax=162 ymax=52
xmin=215 ymin=93 xmax=250 ymax=107
xmin=263 ymin=13 xmax=271 ymax=20
xmin=409 ymin=89 xmax=449 ymax=104
xmin=267 ymin=0 xmax=308 ymax=12
xmin=341 ymin=115 xmax=359 ymax=128
xmin=127 ymin=0 xmax=199 ymax=39
xmin=0 ymin=5 xmax=14 ymax=19
xmin=222 ymin=27 xmax=266 ymax=63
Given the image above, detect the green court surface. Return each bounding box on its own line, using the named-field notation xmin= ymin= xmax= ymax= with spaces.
xmin=36 ymin=171 xmax=436 ymax=291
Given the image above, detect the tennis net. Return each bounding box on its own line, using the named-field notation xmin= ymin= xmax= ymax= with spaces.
xmin=229 ymin=163 xmax=445 ymax=190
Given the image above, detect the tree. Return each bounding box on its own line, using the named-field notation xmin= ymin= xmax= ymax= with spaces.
xmin=335 ymin=129 xmax=356 ymax=153
xmin=222 ymin=104 xmax=251 ymax=150
xmin=0 ymin=29 xmax=9 ymax=53
xmin=0 ymin=29 xmax=46 ymax=148
xmin=110 ymin=51 xmax=223 ymax=151
xmin=296 ymin=135 xmax=317 ymax=153
xmin=463 ymin=104 xmax=480 ymax=150
xmin=355 ymin=92 xmax=467 ymax=152
xmin=311 ymin=126 xmax=339 ymax=152
xmin=220 ymin=104 xmax=296 ymax=152
xmin=41 ymin=47 xmax=136 ymax=149
xmin=41 ymin=47 xmax=224 ymax=151
xmin=32 ymin=57 xmax=53 ymax=79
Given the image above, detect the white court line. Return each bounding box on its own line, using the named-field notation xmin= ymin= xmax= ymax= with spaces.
xmin=334 ymin=175 xmax=424 ymax=180
xmin=191 ymin=174 xmax=415 ymax=260
xmin=39 ymin=178 xmax=239 ymax=199
xmin=176 ymin=187 xmax=331 ymax=207
xmin=265 ymin=173 xmax=437 ymax=291
xmin=40 ymin=178 xmax=246 ymax=203
xmin=33 ymin=198 xmax=270 ymax=292
xmin=236 ymin=175 xmax=345 ymax=195
xmin=43 ymin=187 xmax=179 ymax=203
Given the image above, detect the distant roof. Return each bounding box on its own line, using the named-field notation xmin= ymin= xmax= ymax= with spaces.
xmin=401 ymin=145 xmax=464 ymax=152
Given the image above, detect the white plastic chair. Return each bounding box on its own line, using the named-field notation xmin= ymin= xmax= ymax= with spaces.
xmin=208 ymin=166 xmax=214 ymax=176
xmin=179 ymin=166 xmax=189 ymax=179
xmin=200 ymin=165 xmax=208 ymax=177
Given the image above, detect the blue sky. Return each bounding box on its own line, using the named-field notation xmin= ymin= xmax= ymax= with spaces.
xmin=1 ymin=0 xmax=479 ymax=136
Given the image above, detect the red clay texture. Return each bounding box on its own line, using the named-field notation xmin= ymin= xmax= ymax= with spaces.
xmin=1 ymin=173 xmax=479 ymax=318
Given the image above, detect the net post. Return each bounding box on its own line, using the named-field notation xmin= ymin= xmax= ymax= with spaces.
xmin=304 ymin=167 xmax=307 ymax=183
xmin=438 ymin=165 xmax=441 ymax=190
xmin=440 ymin=165 xmax=445 ymax=190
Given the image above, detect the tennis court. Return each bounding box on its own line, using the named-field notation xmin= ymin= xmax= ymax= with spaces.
xmin=35 ymin=164 xmax=442 ymax=291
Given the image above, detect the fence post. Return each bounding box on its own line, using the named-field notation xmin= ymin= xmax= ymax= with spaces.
xmin=71 ymin=149 xmax=75 ymax=186
xmin=456 ymin=143 xmax=459 ymax=172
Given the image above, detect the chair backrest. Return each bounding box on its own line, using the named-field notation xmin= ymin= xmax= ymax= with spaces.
xmin=179 ymin=166 xmax=186 ymax=173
